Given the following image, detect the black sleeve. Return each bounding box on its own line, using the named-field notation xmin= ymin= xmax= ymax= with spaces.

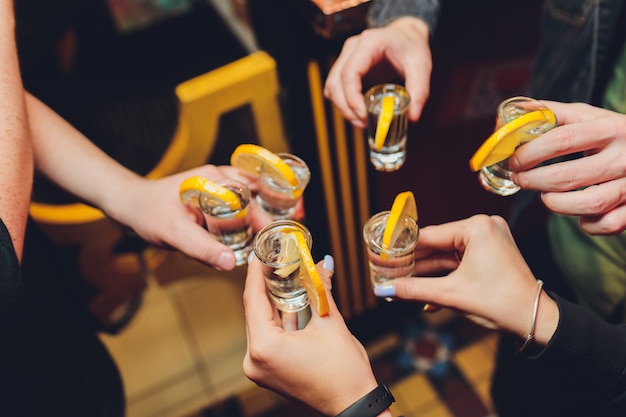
xmin=527 ymin=293 xmax=626 ymax=409
xmin=0 ymin=218 xmax=23 ymax=319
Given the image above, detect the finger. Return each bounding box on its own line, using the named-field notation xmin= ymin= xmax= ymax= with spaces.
xmin=316 ymin=256 xmax=334 ymax=290
xmin=579 ymin=202 xmax=626 ymax=235
xmin=325 ymin=40 xmax=363 ymax=125
xmin=540 ymin=177 xmax=626 ymax=216
xmin=542 ymin=100 xmax=610 ymax=124
xmin=399 ymin=53 xmax=431 ymax=122
xmin=243 ymin=257 xmax=281 ymax=339
xmin=166 ymin=220 xmax=236 ymax=271
xmin=510 ymin=112 xmax=615 ymax=171
xmin=515 ymin=150 xmax=626 ymax=192
xmin=340 ymin=36 xmax=387 ymax=124
xmin=281 ymin=312 xmax=298 ymax=331
xmin=413 ymin=252 xmax=460 ymax=275
xmin=390 ymin=276 xmax=452 ymax=306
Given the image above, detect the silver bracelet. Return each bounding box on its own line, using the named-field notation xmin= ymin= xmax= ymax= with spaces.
xmin=517 ymin=280 xmax=544 ymax=353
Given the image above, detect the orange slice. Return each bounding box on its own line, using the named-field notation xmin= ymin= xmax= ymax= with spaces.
xmin=469 ymin=108 xmax=557 ymax=171
xmin=277 ymin=230 xmax=330 ymax=316
xmin=381 ymin=191 xmax=418 ymax=261
xmin=179 ymin=175 xmax=242 ymax=212
xmin=374 ymin=95 xmax=396 ymax=150
xmin=230 ymin=144 xmax=299 ymax=189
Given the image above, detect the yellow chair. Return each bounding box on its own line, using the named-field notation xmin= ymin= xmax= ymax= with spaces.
xmin=29 ymin=50 xmax=290 ymax=326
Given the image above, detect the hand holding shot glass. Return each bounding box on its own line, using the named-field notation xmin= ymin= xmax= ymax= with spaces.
xmin=179 ymin=176 xmax=253 ymax=266
xmin=469 ymin=96 xmax=557 ymax=196
xmin=365 ymin=83 xmax=411 ymax=172
xmin=363 ymin=191 xmax=419 ymax=302
xmin=253 ymin=220 xmax=329 ymax=329
xmin=231 ymin=144 xmax=310 ymax=220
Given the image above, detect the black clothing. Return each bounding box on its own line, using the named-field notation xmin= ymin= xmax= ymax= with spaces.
xmin=1 ymin=218 xmax=124 ymax=417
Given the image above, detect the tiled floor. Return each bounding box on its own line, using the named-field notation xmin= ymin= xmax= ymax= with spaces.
xmin=100 ymin=250 xmax=499 ymax=417
xmin=100 ymin=252 xmax=255 ymax=417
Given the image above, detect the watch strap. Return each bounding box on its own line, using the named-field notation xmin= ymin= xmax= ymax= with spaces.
xmin=335 ymin=384 xmax=395 ymax=417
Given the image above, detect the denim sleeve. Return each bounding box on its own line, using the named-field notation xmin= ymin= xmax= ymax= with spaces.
xmin=367 ymin=0 xmax=441 ymax=33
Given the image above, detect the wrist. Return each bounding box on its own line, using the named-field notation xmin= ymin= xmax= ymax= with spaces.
xmin=533 ymin=291 xmax=559 ymax=346
xmin=386 ymin=16 xmax=430 ymax=42
xmin=334 ymin=384 xmax=395 ymax=417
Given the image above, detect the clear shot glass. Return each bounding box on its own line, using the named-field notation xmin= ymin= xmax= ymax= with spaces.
xmin=257 ymin=153 xmax=310 ymax=220
xmin=479 ymin=96 xmax=557 ymax=196
xmin=365 ymin=83 xmax=411 ymax=172
xmin=200 ymin=178 xmax=253 ymax=266
xmin=253 ymin=220 xmax=312 ymax=313
xmin=363 ymin=211 xmax=419 ymax=301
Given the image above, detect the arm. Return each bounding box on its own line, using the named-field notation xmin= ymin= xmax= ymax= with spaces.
xmin=376 ymin=214 xmax=626 ymax=402
xmin=26 ymin=93 xmax=273 ymax=271
xmin=510 ymin=101 xmax=626 ymax=235
xmin=0 ymin=0 xmax=33 ymax=261
xmin=243 ymin=255 xmax=392 ymax=417
xmin=323 ymin=0 xmax=440 ymax=128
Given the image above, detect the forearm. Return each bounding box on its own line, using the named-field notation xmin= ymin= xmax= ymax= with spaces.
xmin=0 ymin=0 xmax=33 ymax=259
xmin=26 ymin=92 xmax=142 ymax=221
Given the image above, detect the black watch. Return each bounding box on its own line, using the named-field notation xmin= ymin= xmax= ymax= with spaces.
xmin=335 ymin=384 xmax=395 ymax=417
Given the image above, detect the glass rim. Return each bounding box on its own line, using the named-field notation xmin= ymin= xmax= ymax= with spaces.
xmin=364 ymin=83 xmax=411 ymax=112
xmin=260 ymin=153 xmax=311 ymax=190
xmin=363 ymin=211 xmax=419 ymax=254
xmin=253 ymin=220 xmax=313 ymax=266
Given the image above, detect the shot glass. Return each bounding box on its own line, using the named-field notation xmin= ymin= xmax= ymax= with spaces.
xmin=479 ymin=96 xmax=557 ymax=196
xmin=257 ymin=153 xmax=310 ymax=220
xmin=200 ymin=178 xmax=253 ymax=266
xmin=253 ymin=220 xmax=312 ymax=314
xmin=365 ymin=83 xmax=411 ymax=172
xmin=363 ymin=211 xmax=419 ymax=301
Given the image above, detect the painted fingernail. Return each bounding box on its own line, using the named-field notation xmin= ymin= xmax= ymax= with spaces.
xmin=323 ymin=254 xmax=334 ymax=271
xmin=247 ymin=251 xmax=255 ymax=265
xmin=374 ymin=284 xmax=396 ymax=298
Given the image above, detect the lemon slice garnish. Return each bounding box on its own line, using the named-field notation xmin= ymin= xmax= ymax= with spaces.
xmin=381 ymin=191 xmax=418 ymax=261
xmin=374 ymin=95 xmax=396 ymax=150
xmin=277 ymin=230 xmax=329 ymax=316
xmin=469 ymin=108 xmax=557 ymax=172
xmin=179 ymin=176 xmax=243 ymax=213
xmin=274 ymin=230 xmax=300 ymax=278
xmin=230 ymin=144 xmax=299 ymax=189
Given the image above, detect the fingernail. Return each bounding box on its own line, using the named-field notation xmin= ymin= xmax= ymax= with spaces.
xmin=374 ymin=284 xmax=396 ymax=298
xmin=218 ymin=252 xmax=236 ymax=271
xmin=247 ymin=250 xmax=255 ymax=265
xmin=323 ymin=254 xmax=334 ymax=271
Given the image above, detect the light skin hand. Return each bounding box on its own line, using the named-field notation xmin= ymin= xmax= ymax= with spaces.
xmin=509 ymin=101 xmax=626 ymax=235
xmin=323 ymin=16 xmax=432 ymax=128
xmin=388 ymin=215 xmax=559 ymax=346
xmin=104 ymin=165 xmax=277 ymax=272
xmin=243 ymin=256 xmax=390 ymax=416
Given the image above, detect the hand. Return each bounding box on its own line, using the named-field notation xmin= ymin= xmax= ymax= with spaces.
xmin=378 ymin=215 xmax=559 ymax=346
xmin=323 ymin=17 xmax=432 ymax=128
xmin=510 ymin=101 xmax=626 ymax=235
xmin=104 ymin=164 xmax=276 ymax=271
xmin=243 ymin=255 xmax=386 ymax=416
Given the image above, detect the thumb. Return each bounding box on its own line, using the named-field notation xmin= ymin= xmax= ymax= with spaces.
xmin=375 ymin=276 xmax=448 ymax=305
xmin=168 ymin=221 xmax=237 ymax=271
